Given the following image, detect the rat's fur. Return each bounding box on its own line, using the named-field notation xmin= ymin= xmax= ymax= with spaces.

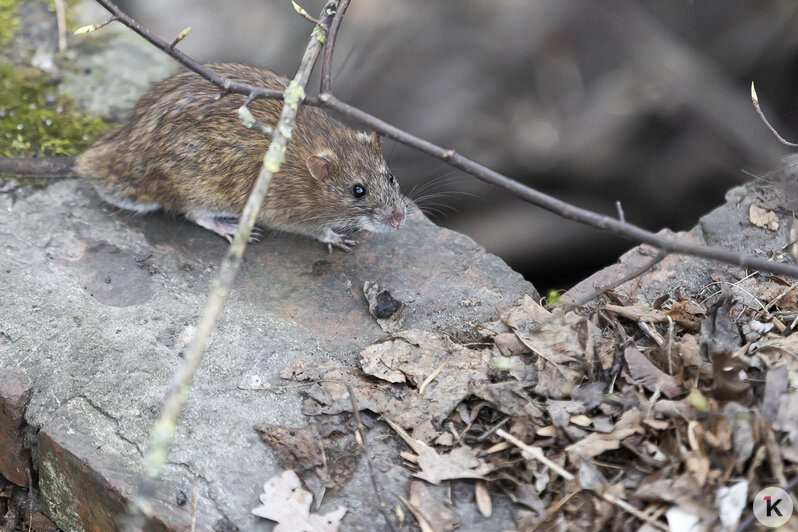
xmin=75 ymin=63 xmax=406 ymax=248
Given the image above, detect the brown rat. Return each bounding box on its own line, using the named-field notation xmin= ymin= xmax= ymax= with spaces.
xmin=1 ymin=63 xmax=407 ymax=251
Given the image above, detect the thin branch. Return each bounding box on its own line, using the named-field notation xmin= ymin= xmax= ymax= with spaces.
xmin=90 ymin=0 xmax=798 ymax=280
xmin=563 ymin=250 xmax=668 ymax=308
xmin=346 ymin=385 xmax=397 ymax=532
xmin=120 ymin=1 xmax=340 ymax=529
xmin=93 ymin=0 xmax=283 ymax=101
xmin=318 ymin=95 xmax=798 ymax=279
xmin=497 ymin=429 xmax=668 ymax=531
xmin=615 ymin=200 xmax=625 ymax=223
xmin=53 ymin=0 xmax=67 ymax=52
xmin=320 ymin=0 xmax=352 ymax=93
xmin=292 ymin=1 xmax=323 ymax=26
xmin=751 ymin=82 xmax=798 ymax=148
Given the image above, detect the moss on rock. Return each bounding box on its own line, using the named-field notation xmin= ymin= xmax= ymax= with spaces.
xmin=0 ymin=63 xmax=108 ymax=157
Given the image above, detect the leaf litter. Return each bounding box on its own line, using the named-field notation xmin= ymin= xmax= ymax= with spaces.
xmin=259 ymin=264 xmax=798 ymax=531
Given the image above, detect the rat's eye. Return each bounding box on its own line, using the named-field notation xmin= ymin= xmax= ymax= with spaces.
xmin=387 ymin=173 xmax=395 ymax=184
xmin=352 ymin=184 xmax=366 ymax=198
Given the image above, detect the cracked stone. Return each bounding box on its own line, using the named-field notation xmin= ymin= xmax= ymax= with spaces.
xmin=0 ymin=367 xmax=33 ymax=486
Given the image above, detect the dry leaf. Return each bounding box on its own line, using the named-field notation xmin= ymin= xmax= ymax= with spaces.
xmin=503 ymin=296 xmax=591 ymax=398
xmin=359 ymin=329 xmax=492 ymax=427
xmin=594 ymin=337 xmax=617 ymax=371
xmin=565 ymin=408 xmax=644 ymax=460
xmin=284 ymin=342 xmax=486 ymax=428
xmin=411 ymin=419 xmax=440 ymax=445
xmin=384 ymin=417 xmax=493 ymax=484
xmin=623 ymin=346 xmax=683 ymax=398
xmin=710 ymin=350 xmax=749 ymax=399
xmin=749 ymin=204 xmax=779 ymax=231
xmin=494 ymin=332 xmax=530 ymax=356
xmin=256 ymin=423 xmax=323 ymax=471
xmin=408 ymin=481 xmax=460 ymax=532
xmin=251 ymin=470 xmax=346 ymax=532
xmin=676 ymin=335 xmax=702 ymax=368
xmin=716 ymin=480 xmax=748 ymax=531
xmin=475 ymin=480 xmax=492 ymax=518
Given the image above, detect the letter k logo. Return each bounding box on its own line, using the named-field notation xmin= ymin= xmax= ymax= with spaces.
xmin=765 ymin=496 xmax=783 ymax=517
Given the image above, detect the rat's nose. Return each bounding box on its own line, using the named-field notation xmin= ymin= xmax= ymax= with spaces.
xmin=388 ymin=212 xmax=404 ymax=229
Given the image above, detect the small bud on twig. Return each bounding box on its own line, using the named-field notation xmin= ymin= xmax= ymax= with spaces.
xmin=170 ymin=26 xmax=191 ymax=49
xmin=292 ymin=1 xmax=323 ymax=25
xmin=74 ymin=16 xmax=117 ymax=35
xmin=238 ymin=106 xmax=273 ymax=137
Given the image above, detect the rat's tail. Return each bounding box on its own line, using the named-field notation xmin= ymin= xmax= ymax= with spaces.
xmin=0 ymin=156 xmax=76 ymax=177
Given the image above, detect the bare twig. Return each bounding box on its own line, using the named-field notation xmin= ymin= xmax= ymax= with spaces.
xmin=565 ymin=251 xmax=668 ymax=308
xmin=190 ymin=485 xmax=197 ymax=532
xmin=120 ymin=2 xmax=339 ymax=529
xmin=85 ymin=3 xmax=798 ymax=279
xmin=346 ymin=385 xmax=397 ymax=532
xmin=497 ymin=429 xmax=573 ymax=480
xmin=751 ymin=82 xmax=798 ymax=148
xmin=321 ymin=95 xmax=798 ymax=279
xmin=53 ymin=0 xmax=67 ymax=52
xmin=320 ymin=0 xmax=352 ymax=93
xmin=27 ymin=468 xmax=33 ymax=532
xmin=497 ymin=429 xmax=668 ymax=531
xmin=93 ymin=0 xmax=283 ymax=101
xmin=615 ymin=200 xmax=625 ymax=223
xmin=418 ymin=356 xmax=450 ymax=395
xmin=292 ymin=1 xmax=323 ymax=25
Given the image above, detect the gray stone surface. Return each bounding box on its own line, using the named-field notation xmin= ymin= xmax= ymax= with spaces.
xmin=1 ymin=3 xmax=538 ymax=529
xmin=62 ymin=2 xmax=179 ymax=121
xmin=566 ymin=157 xmax=797 ymax=306
xmin=0 ymin=178 xmax=535 ymax=530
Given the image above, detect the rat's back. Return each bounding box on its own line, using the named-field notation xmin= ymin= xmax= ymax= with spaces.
xmin=76 ymin=64 xmax=290 ymax=216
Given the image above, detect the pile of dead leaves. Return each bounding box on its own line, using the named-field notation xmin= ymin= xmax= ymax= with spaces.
xmin=258 ymin=277 xmax=798 ymax=531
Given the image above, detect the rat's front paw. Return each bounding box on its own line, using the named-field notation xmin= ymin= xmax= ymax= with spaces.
xmin=317 ymin=228 xmax=358 ymax=254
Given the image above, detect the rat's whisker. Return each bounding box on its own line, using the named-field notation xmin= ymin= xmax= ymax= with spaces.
xmin=406 ymin=176 xmax=466 ymax=200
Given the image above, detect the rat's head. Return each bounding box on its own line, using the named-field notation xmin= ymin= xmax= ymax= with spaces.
xmin=305 ymin=131 xmax=406 ymax=233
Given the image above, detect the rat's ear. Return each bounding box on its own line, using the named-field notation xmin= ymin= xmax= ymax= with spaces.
xmin=369 ymin=131 xmax=382 ymax=153
xmin=306 ymin=153 xmax=335 ymax=181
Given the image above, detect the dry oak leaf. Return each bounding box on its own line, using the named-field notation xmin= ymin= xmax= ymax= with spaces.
xmin=502 ymin=296 xmax=592 ymax=398
xmin=385 ymin=417 xmax=493 ymax=485
xmin=359 ymin=329 xmax=492 ymax=426
xmin=565 ymin=408 xmax=644 ymax=460
xmin=251 ymin=470 xmax=346 ymax=532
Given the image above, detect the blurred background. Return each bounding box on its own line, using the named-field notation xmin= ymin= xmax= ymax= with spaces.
xmin=114 ymin=1 xmax=798 ymax=291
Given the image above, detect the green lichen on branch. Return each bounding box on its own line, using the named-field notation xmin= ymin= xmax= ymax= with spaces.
xmin=0 ymin=64 xmax=107 ymax=157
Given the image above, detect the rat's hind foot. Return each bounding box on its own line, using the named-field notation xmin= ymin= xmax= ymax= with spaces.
xmin=189 ymin=213 xmax=261 ymax=243
xmin=317 ymin=228 xmax=358 ymax=253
